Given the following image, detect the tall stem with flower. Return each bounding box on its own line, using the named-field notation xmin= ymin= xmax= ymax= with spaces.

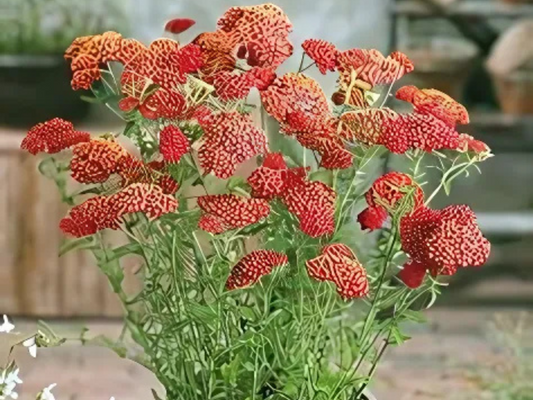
xmin=16 ymin=4 xmax=492 ymax=400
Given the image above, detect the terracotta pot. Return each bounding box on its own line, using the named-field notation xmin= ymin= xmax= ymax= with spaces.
xmin=492 ymin=68 xmax=533 ymax=115
xmin=399 ymin=38 xmax=479 ymax=100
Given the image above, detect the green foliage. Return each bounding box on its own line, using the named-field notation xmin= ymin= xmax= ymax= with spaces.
xmin=0 ymin=0 xmax=128 ymax=54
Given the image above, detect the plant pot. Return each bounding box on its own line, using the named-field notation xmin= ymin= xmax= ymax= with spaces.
xmin=492 ymin=68 xmax=533 ymax=115
xmin=0 ymin=55 xmax=91 ymax=127
xmin=399 ymin=38 xmax=479 ymax=101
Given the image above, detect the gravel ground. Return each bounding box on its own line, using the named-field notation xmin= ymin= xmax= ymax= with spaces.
xmin=0 ymin=308 xmax=528 ymax=400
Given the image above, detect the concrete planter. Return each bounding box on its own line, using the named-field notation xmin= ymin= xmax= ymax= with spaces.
xmin=0 ymin=55 xmax=90 ymax=127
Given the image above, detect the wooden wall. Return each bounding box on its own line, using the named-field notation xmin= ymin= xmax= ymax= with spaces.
xmin=0 ymin=130 xmax=126 ymax=317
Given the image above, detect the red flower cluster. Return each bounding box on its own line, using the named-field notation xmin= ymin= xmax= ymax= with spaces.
xmin=194 ymin=4 xmax=293 ymax=81
xmin=340 ymin=107 xmax=460 ymax=154
xmin=159 ymin=125 xmax=190 ymax=163
xmin=71 ymin=138 xmax=179 ymax=194
xmin=282 ymin=177 xmax=336 ymax=238
xmin=358 ymin=172 xmax=424 ymax=231
xmin=70 ymin=138 xmax=130 ymax=184
xmin=247 ymin=153 xmax=290 ymax=199
xmin=21 ymin=118 xmax=90 ymax=155
xmin=302 ymin=39 xmax=338 ymax=75
xmin=213 ymin=67 xmax=276 ymax=101
xmin=396 ymin=85 xmax=469 ymax=126
xmin=399 ymin=205 xmax=490 ymax=288
xmin=197 ymin=194 xmax=270 ymax=234
xmin=226 ymin=250 xmax=288 ymax=290
xmin=457 ymin=133 xmax=491 ymax=155
xmin=335 ymin=49 xmax=413 ymax=107
xmin=247 ymin=154 xmax=335 ymax=237
xmin=60 ymin=183 xmax=178 ymax=237
xmin=119 ymin=39 xmax=202 ymax=119
xmin=198 ymin=112 xmax=267 ymax=179
xmin=262 ymin=73 xmax=353 ymax=169
xmin=306 ymin=244 xmax=369 ymax=299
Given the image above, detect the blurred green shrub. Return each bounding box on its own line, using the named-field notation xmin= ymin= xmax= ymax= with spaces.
xmin=0 ymin=0 xmax=128 ymax=54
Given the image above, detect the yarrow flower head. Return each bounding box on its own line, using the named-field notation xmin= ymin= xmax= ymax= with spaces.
xmin=159 ymin=125 xmax=190 ymax=163
xmin=198 ymin=112 xmax=267 ymax=179
xmin=21 ymin=118 xmax=90 ymax=155
xmin=60 ymin=184 xmax=178 ymax=238
xmin=198 ymin=194 xmax=270 ymax=234
xmin=399 ymin=205 xmax=491 ymax=287
xmin=358 ymin=172 xmax=424 ymax=231
xmin=306 ymin=244 xmax=369 ymax=299
xmin=226 ymin=250 xmax=288 ymax=290
xmin=301 ymin=39 xmax=338 ymax=75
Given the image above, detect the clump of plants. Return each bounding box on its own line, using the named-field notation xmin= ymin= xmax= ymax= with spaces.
xmin=10 ymin=3 xmax=493 ymax=399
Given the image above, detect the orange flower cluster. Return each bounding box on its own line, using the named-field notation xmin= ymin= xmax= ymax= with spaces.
xmin=194 ymin=3 xmax=293 ymax=81
xmin=262 ymin=73 xmax=353 ymax=169
xmin=198 ymin=112 xmax=267 ymax=179
xmin=70 ymin=138 xmax=179 ymax=194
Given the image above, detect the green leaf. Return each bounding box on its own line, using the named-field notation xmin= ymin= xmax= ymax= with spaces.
xmin=309 ymin=169 xmax=333 ymax=185
xmin=389 ymin=326 xmax=411 ymax=346
xmin=243 ymin=361 xmax=255 ymax=372
xmin=59 ymin=237 xmax=96 ymax=257
xmin=188 ymin=303 xmax=218 ymax=327
xmin=401 ymin=309 xmax=427 ymax=324
xmin=240 ymin=307 xmax=256 ymax=322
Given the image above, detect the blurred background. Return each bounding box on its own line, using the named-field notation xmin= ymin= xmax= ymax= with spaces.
xmin=0 ymin=0 xmax=532 ymax=399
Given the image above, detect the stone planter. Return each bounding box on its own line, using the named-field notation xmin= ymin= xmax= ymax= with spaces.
xmin=492 ymin=68 xmax=533 ymax=115
xmin=0 ymin=55 xmax=90 ymax=127
xmin=399 ymin=38 xmax=479 ymax=101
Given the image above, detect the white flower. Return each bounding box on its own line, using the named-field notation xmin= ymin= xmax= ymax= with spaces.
xmin=110 ymin=398 xmax=115 ymax=400
xmin=0 ymin=368 xmax=23 ymax=400
xmin=22 ymin=337 xmax=37 ymax=358
xmin=37 ymin=383 xmax=57 ymax=400
xmin=0 ymin=316 xmax=14 ymax=334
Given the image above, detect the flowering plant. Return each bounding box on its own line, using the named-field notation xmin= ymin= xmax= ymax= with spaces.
xmin=18 ymin=3 xmax=492 ymax=400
